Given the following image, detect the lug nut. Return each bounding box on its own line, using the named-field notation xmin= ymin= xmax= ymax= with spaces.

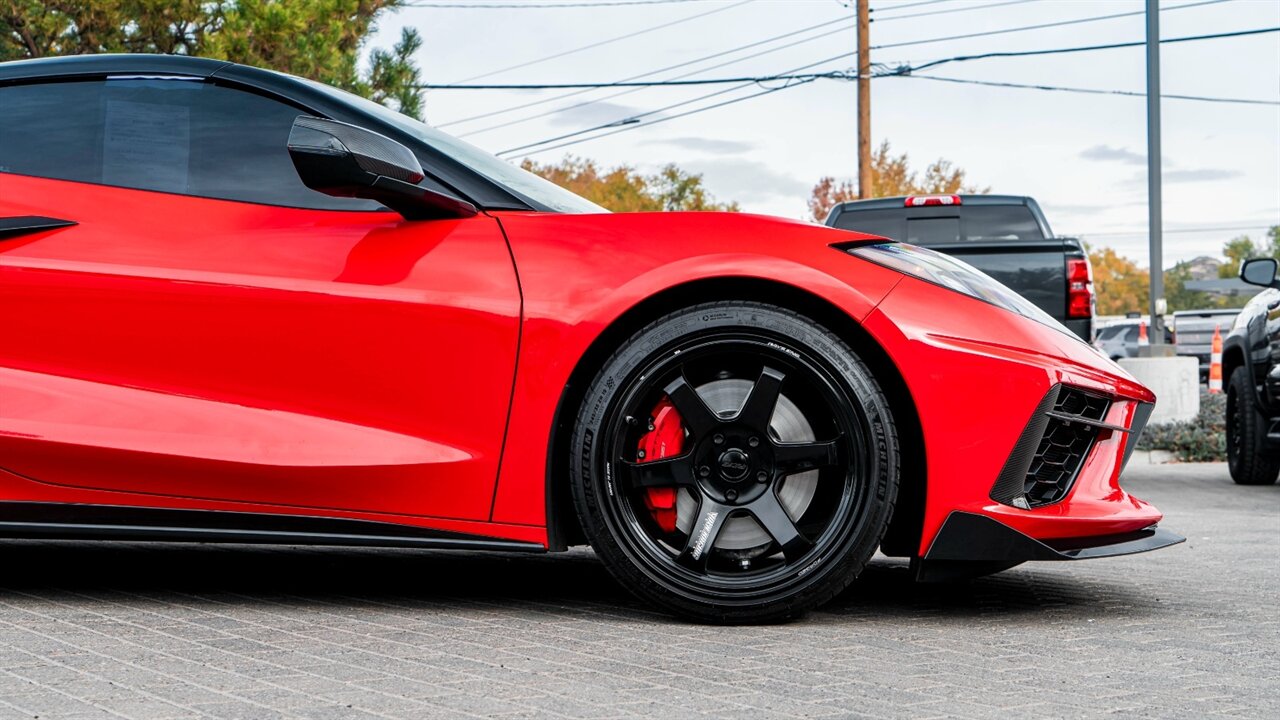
xmin=713 ymin=434 xmax=724 ymax=445
xmin=748 ymin=436 xmax=759 ymax=447
xmin=756 ymin=470 xmax=768 ymax=483
xmin=725 ymin=489 xmax=738 ymax=501
xmin=698 ymin=465 xmax=711 ymax=477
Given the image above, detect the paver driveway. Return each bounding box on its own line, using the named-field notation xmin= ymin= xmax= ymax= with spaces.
xmin=0 ymin=463 xmax=1275 ymax=719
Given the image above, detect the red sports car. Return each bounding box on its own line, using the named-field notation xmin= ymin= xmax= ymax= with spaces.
xmin=0 ymin=56 xmax=1180 ymax=622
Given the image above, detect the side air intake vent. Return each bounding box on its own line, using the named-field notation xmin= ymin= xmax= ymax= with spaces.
xmin=991 ymin=386 xmax=1112 ymax=509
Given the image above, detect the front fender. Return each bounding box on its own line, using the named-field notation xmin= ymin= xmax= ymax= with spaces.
xmin=486 ymin=211 xmax=902 ymax=529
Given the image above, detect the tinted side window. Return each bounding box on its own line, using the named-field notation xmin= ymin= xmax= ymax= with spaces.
xmin=0 ymin=78 xmax=379 ymax=211
xmin=1123 ymin=326 xmax=1139 ymax=341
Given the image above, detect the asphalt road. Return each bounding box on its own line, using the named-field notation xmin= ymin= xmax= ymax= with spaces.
xmin=0 ymin=463 xmax=1275 ymax=719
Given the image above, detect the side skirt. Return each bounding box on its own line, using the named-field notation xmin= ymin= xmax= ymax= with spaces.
xmin=0 ymin=501 xmax=545 ymax=552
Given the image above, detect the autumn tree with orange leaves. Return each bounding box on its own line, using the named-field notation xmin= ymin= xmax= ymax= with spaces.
xmin=808 ymin=140 xmax=987 ymax=221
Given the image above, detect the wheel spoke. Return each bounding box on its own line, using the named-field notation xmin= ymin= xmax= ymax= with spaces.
xmin=736 ymin=366 xmax=785 ymax=430
xmin=663 ymin=373 xmax=719 ymax=436
xmin=620 ymin=456 xmax=696 ymax=488
xmin=773 ymin=438 xmax=840 ymax=477
xmin=677 ymin=497 xmax=731 ymax=572
xmin=748 ymin=492 xmax=812 ymax=562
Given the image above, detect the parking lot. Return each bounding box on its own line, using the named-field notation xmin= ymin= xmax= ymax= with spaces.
xmin=0 ymin=463 xmax=1274 ymax=719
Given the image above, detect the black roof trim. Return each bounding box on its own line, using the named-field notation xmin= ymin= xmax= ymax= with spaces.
xmin=0 ymin=53 xmax=229 ymax=83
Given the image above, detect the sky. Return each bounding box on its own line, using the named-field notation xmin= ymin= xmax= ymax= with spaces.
xmin=375 ymin=0 xmax=1280 ymax=268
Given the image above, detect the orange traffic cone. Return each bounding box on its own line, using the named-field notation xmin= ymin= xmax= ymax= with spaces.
xmin=1138 ymin=320 xmax=1149 ymax=347
xmin=1209 ymin=325 xmax=1223 ymax=393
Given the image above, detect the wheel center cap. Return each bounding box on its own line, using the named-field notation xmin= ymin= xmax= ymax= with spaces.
xmin=718 ymin=448 xmax=751 ymax=482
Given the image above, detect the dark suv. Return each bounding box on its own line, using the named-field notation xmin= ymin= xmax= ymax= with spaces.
xmin=1225 ymin=258 xmax=1280 ymax=485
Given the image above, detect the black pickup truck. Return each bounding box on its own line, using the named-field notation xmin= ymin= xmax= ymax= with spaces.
xmin=1225 ymin=257 xmax=1280 ymax=485
xmin=826 ymin=195 xmax=1093 ymax=341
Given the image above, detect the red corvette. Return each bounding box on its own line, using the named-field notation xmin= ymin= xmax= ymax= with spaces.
xmin=0 ymin=56 xmax=1180 ymax=622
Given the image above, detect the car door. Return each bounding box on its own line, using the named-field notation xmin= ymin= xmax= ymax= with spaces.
xmin=0 ymin=76 xmax=521 ymax=522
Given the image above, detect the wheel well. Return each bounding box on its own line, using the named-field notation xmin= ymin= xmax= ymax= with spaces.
xmin=544 ymin=277 xmax=927 ymax=557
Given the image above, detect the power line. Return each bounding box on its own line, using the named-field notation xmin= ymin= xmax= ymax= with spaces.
xmin=457 ymin=20 xmax=857 ymax=136
xmin=424 ymin=71 xmax=854 ymax=90
xmin=872 ymin=0 xmax=1042 ymax=22
xmin=894 ymin=26 xmax=1280 ymax=74
xmin=1072 ymin=224 xmax=1279 ymax=237
xmin=492 ymin=25 xmax=1280 ymax=157
xmin=869 ymin=0 xmax=964 ymax=12
xmin=443 ymin=0 xmax=1232 ymax=134
xmin=502 ymin=77 xmax=821 ymax=157
xmin=872 ymin=0 xmax=1231 ymax=51
xmin=445 ymin=0 xmax=751 ymax=83
xmin=898 ymin=73 xmax=1280 ymax=106
xmin=437 ymin=13 xmax=855 ymax=128
xmin=425 ymin=27 xmax=1280 ymax=89
xmin=496 ymin=51 xmax=855 ymax=155
xmin=405 ymin=0 xmax=708 ymax=7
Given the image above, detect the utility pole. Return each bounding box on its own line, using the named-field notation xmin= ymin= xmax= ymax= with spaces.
xmin=1145 ymin=0 xmax=1166 ymax=346
xmin=856 ymin=0 xmax=871 ymax=198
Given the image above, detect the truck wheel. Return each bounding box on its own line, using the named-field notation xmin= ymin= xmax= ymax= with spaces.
xmin=1226 ymin=367 xmax=1280 ymax=486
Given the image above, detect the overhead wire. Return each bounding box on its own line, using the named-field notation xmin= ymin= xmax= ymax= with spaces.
xmin=494 ymin=26 xmax=1280 ymax=156
xmin=434 ymin=0 xmax=1237 ymax=133
xmin=437 ymin=14 xmax=856 ymax=128
xmin=872 ymin=0 xmax=1231 ymax=51
xmin=444 ymin=0 xmax=752 ymax=83
xmin=896 ymin=73 xmax=1280 ymax=106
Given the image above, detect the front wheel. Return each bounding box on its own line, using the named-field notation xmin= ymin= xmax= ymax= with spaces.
xmin=570 ymin=302 xmax=899 ymax=623
xmin=1226 ymin=366 xmax=1280 ymax=485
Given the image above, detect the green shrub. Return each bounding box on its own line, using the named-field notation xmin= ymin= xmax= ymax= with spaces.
xmin=1135 ymin=388 xmax=1226 ymax=462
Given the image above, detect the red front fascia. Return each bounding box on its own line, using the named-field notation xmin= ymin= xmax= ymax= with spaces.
xmin=487 ymin=211 xmax=903 ymax=527
xmin=861 ymin=276 xmax=1160 ymax=556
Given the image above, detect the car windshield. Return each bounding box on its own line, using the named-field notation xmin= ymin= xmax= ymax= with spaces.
xmin=299 ymin=79 xmax=605 ymax=214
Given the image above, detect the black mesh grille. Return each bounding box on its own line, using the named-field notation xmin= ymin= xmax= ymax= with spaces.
xmin=1024 ymin=416 xmax=1096 ymax=505
xmin=990 ymin=386 xmax=1111 ymax=509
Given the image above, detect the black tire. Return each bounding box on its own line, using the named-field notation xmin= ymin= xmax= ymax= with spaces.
xmin=1226 ymin=366 xmax=1280 ymax=486
xmin=569 ymin=302 xmax=899 ymax=623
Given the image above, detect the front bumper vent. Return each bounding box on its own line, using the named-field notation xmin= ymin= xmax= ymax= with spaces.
xmin=991 ymin=386 xmax=1113 ymax=509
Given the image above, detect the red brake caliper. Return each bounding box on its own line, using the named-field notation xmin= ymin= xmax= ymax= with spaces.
xmin=636 ymin=397 xmax=685 ymax=533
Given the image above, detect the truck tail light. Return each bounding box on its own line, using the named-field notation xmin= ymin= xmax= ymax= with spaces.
xmin=905 ymin=195 xmax=961 ymax=207
xmin=1067 ymin=257 xmax=1094 ymax=319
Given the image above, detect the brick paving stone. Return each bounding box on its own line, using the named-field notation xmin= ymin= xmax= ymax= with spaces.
xmin=1 ymin=463 xmax=1276 ymax=718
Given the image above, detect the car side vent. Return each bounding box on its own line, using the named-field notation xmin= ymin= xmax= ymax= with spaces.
xmin=990 ymin=386 xmax=1112 ymax=509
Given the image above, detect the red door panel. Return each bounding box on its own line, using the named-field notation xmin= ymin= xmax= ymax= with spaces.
xmin=0 ymin=174 xmax=521 ymax=521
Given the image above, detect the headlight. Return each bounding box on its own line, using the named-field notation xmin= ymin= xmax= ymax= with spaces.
xmin=847 ymin=242 xmax=1076 ymax=337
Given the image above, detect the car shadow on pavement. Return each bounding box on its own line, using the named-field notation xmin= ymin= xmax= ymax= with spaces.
xmin=0 ymin=540 xmax=1156 ymax=622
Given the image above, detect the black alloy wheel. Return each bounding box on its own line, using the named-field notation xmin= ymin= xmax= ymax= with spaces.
xmin=570 ymin=302 xmax=899 ymax=623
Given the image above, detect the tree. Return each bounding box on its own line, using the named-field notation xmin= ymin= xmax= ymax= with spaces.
xmin=521 ymin=156 xmax=739 ymax=212
xmin=1088 ymin=246 xmax=1150 ymax=316
xmin=1219 ymin=226 xmax=1280 ymax=278
xmin=1 ymin=1 xmax=424 ymax=118
xmin=808 ymin=140 xmax=988 ymax=221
